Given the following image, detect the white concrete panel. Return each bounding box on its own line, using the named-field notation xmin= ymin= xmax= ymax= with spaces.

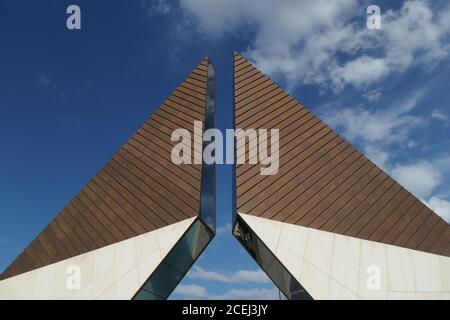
xmin=262 ymin=218 xmax=283 ymax=253
xmin=114 ymin=266 xmax=141 ymax=300
xmin=114 ymin=237 xmax=138 ymax=279
xmin=275 ymin=243 xmax=303 ymax=282
xmin=387 ymin=291 xmax=415 ymax=300
xmin=328 ymin=278 xmax=358 ymax=300
xmin=440 ymin=256 xmax=450 ymax=292
xmin=275 ymin=222 xmax=308 ymax=281
xmin=278 ymin=222 xmax=307 ymax=258
xmin=414 ymin=292 xmax=443 ymax=299
xmin=0 ymin=217 xmax=195 ymax=300
xmin=2 ymin=269 xmax=36 ymax=300
xmin=330 ymin=235 xmax=360 ymax=294
xmin=243 ymin=213 xmax=282 ymax=253
xmin=358 ymin=240 xmax=387 ymax=299
xmin=239 ymin=213 xmax=450 ymax=300
xmin=386 ymin=245 xmax=415 ymax=292
xmin=299 ymin=260 xmax=330 ymax=300
xmin=138 ymin=249 xmax=162 ymax=285
xmin=93 ymin=244 xmax=115 ymax=297
xmin=413 ymin=251 xmax=442 ymax=292
xmin=304 ymin=227 xmax=334 ymax=275
xmin=32 ymin=264 xmax=54 ymax=299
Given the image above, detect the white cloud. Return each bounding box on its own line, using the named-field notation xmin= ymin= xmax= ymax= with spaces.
xmin=141 ymin=0 xmax=172 ymax=16
xmin=319 ymin=89 xmax=429 ymax=176
xmin=210 ymin=288 xmax=280 ymax=300
xmin=431 ymin=109 xmax=448 ymax=121
xmin=188 ymin=266 xmax=230 ymax=282
xmin=177 ymin=0 xmax=450 ymax=205
xmin=363 ymin=89 xmax=382 ymax=102
xmin=382 ymin=1 xmax=450 ymax=70
xmin=37 ymin=74 xmax=52 ymax=88
xmin=187 ymin=266 xmax=271 ymax=284
xmin=322 ymin=89 xmax=424 ymax=144
xmin=180 ymin=0 xmax=450 ymax=92
xmin=58 ymin=113 xmax=82 ymax=126
xmin=232 ymin=270 xmax=272 ymax=284
xmin=391 ymin=161 xmax=442 ymax=198
xmin=330 ymin=56 xmax=390 ymax=92
xmin=390 ymin=155 xmax=450 ymax=200
xmin=319 ymin=88 xmax=450 ymax=204
xmin=364 ymin=145 xmax=389 ymax=170
xmin=425 ymin=196 xmax=450 ymax=223
xmin=0 ymin=234 xmax=10 ymax=244
xmin=215 ymin=222 xmax=231 ymax=236
xmin=173 ymin=284 xmax=281 ymax=300
xmin=173 ymin=284 xmax=208 ymax=298
xmin=431 ymin=109 xmax=449 ymax=126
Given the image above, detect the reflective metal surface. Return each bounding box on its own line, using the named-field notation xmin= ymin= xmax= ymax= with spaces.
xmin=200 ymin=61 xmax=216 ymax=232
xmin=133 ymin=60 xmax=216 ymax=300
xmin=133 ymin=218 xmax=214 ymax=300
xmin=233 ymin=215 xmax=313 ymax=300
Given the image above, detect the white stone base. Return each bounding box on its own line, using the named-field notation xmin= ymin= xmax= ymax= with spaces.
xmin=0 ymin=217 xmax=196 ymax=300
xmin=239 ymin=213 xmax=450 ymax=300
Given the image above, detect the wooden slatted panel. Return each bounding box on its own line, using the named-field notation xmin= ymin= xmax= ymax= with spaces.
xmin=234 ymin=52 xmax=450 ymax=257
xmin=0 ymin=58 xmax=210 ymax=280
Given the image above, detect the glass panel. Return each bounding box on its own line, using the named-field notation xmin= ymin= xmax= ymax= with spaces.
xmin=233 ymin=215 xmax=313 ymax=300
xmin=132 ymin=219 xmax=214 ymax=300
xmin=164 ymin=221 xmax=200 ymax=274
xmin=200 ymin=63 xmax=216 ymax=232
xmin=134 ymin=289 xmax=163 ymax=300
xmin=143 ymin=263 xmax=184 ymax=298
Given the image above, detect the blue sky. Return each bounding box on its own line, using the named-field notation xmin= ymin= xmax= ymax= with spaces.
xmin=0 ymin=0 xmax=449 ymax=299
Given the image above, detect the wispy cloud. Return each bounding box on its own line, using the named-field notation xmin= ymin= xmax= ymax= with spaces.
xmin=425 ymin=197 xmax=450 ymax=223
xmin=320 ymin=88 xmax=450 ymax=222
xmin=0 ymin=236 xmax=9 ymax=244
xmin=390 ymin=155 xmax=450 ymax=200
xmin=187 ymin=266 xmax=271 ymax=284
xmin=431 ymin=109 xmax=449 ymax=126
xmin=321 ymin=89 xmax=425 ymax=146
xmin=364 ymin=145 xmax=390 ymax=170
xmin=320 ymin=88 xmax=426 ymax=170
xmin=140 ymin=0 xmax=172 ymax=16
xmin=37 ymin=74 xmax=52 ymax=88
xmin=180 ymin=0 xmax=450 ymax=93
xmin=210 ymin=288 xmax=281 ymax=300
xmin=172 ymin=284 xmax=208 ymax=299
xmin=173 ymin=284 xmax=281 ymax=300
xmin=58 ymin=113 xmax=82 ymax=127
xmin=319 ymin=88 xmax=429 ymax=175
xmin=391 ymin=161 xmax=442 ymax=199
xmin=36 ymin=73 xmax=81 ymax=126
xmin=363 ymin=89 xmax=382 ymax=103
xmin=215 ymin=222 xmax=231 ymax=237
xmin=37 ymin=73 xmax=65 ymax=98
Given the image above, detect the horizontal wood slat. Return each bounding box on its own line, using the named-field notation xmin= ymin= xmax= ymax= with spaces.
xmin=234 ymin=52 xmax=450 ymax=257
xmin=0 ymin=58 xmax=210 ymax=280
